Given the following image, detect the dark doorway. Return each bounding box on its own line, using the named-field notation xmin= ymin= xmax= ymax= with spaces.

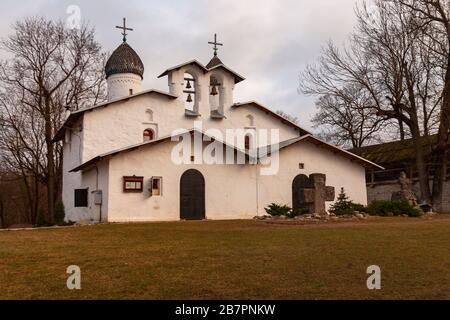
xmin=292 ymin=174 xmax=312 ymax=213
xmin=180 ymin=169 xmax=205 ymax=220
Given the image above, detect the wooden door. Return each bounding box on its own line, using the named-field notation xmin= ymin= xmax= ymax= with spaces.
xmin=180 ymin=169 xmax=205 ymax=220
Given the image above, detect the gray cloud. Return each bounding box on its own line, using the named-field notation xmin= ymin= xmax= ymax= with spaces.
xmin=0 ymin=0 xmax=359 ymax=131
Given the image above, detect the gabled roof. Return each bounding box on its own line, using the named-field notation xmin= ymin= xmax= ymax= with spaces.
xmin=208 ymin=64 xmax=245 ymax=83
xmin=158 ymin=60 xmax=208 ymax=78
xmin=258 ymin=134 xmax=383 ymax=170
xmin=52 ymin=89 xmax=177 ymax=142
xmin=158 ymin=59 xmax=245 ymax=84
xmin=206 ymin=55 xmax=223 ymax=69
xmin=71 ymin=129 xmax=382 ymax=173
xmin=70 ymin=129 xmax=250 ymax=172
xmin=231 ymin=101 xmax=311 ymax=136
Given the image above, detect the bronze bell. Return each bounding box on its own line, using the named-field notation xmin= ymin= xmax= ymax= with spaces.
xmin=210 ymin=85 xmax=218 ymax=96
xmin=186 ymin=93 xmax=193 ymax=103
xmin=186 ymin=79 xmax=192 ymax=89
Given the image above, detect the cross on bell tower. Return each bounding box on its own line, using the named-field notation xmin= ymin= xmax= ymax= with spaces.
xmin=116 ymin=17 xmax=134 ymax=42
xmin=208 ymin=33 xmax=223 ymax=57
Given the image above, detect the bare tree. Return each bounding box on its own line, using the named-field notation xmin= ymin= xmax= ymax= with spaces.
xmin=312 ymin=84 xmax=389 ymax=148
xmin=0 ymin=17 xmax=106 ymax=223
xmin=0 ymin=97 xmax=45 ymax=223
xmin=300 ymin=0 xmax=445 ymax=206
xmin=276 ymin=110 xmax=300 ymax=125
xmin=397 ymin=0 xmax=449 ymax=210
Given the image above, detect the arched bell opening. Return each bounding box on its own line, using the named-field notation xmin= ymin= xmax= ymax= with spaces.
xmin=209 ymin=73 xmax=225 ymax=116
xmin=183 ymin=72 xmax=199 ymax=113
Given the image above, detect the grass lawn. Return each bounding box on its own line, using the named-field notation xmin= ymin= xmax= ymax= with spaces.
xmin=1 ymin=217 xmax=450 ymax=300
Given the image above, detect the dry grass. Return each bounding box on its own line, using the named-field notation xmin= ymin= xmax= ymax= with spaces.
xmin=1 ymin=216 xmax=450 ymax=300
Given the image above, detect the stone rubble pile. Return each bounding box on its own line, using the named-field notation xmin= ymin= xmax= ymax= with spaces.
xmin=253 ymin=211 xmax=371 ymax=223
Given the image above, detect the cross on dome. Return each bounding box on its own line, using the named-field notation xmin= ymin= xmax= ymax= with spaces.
xmin=116 ymin=17 xmax=134 ymax=42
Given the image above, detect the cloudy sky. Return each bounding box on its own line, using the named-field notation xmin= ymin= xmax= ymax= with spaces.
xmin=0 ymin=0 xmax=360 ymax=131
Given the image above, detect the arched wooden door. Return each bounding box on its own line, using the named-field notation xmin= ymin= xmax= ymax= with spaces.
xmin=180 ymin=169 xmax=205 ymax=220
xmin=292 ymin=174 xmax=311 ymax=212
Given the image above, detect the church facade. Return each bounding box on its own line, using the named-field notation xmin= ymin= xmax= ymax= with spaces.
xmin=54 ymin=28 xmax=381 ymax=223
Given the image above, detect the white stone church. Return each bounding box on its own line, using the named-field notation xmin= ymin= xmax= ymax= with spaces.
xmin=54 ymin=24 xmax=381 ymax=223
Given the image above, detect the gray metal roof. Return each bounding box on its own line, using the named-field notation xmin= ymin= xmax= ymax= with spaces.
xmin=69 ymin=128 xmax=382 ymax=172
xmin=231 ymin=101 xmax=311 ymax=136
xmin=158 ymin=59 xmax=245 ymax=84
xmin=258 ymin=135 xmax=384 ymax=170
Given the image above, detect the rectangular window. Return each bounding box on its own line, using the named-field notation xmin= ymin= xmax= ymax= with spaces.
xmin=74 ymin=189 xmax=88 ymax=207
xmin=150 ymin=177 xmax=162 ymax=196
xmin=123 ymin=176 xmax=144 ymax=193
xmin=299 ymin=163 xmax=305 ymax=169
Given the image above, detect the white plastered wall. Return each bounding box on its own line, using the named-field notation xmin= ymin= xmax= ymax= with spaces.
xmin=99 ymin=137 xmax=368 ymax=222
xmin=106 ymin=139 xmax=257 ymax=222
xmin=62 ymin=118 xmax=86 ymax=222
xmin=81 ymin=92 xmax=301 ymax=163
xmin=62 ymin=60 xmax=366 ymax=223
xmin=63 ymin=155 xmax=109 ymax=223
xmin=107 ymin=73 xmax=142 ymax=101
xmin=257 ymin=140 xmax=368 ymax=215
xmin=62 ymin=86 xmax=301 ymax=222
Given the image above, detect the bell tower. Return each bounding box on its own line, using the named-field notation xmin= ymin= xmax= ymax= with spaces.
xmin=157 ymin=33 xmax=245 ymax=118
xmin=105 ymin=18 xmax=144 ymax=101
xmin=206 ymin=34 xmax=231 ymax=117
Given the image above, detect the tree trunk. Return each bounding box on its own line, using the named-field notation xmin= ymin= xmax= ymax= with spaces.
xmin=431 ymin=53 xmax=450 ymax=211
xmin=56 ymin=147 xmax=63 ymax=203
xmin=404 ymin=61 xmax=432 ymax=205
xmin=32 ymin=173 xmax=39 ymax=225
xmin=399 ymin=119 xmax=405 ymax=140
xmin=411 ymin=124 xmax=432 ymax=204
xmin=20 ymin=172 xmax=34 ymax=224
xmin=0 ymin=198 xmax=4 ymax=228
xmin=45 ymin=97 xmax=55 ymax=224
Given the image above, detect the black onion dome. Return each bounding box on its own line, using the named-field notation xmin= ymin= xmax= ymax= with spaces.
xmin=105 ymin=42 xmax=144 ymax=79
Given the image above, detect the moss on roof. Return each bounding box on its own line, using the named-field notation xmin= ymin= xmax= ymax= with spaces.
xmin=350 ymin=135 xmax=443 ymax=166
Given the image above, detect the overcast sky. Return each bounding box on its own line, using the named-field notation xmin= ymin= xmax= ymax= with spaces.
xmin=0 ymin=0 xmax=360 ymax=131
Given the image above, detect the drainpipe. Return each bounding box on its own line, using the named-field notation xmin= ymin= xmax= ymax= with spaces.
xmin=255 ymin=160 xmax=259 ymax=216
xmin=95 ymin=165 xmax=102 ymax=222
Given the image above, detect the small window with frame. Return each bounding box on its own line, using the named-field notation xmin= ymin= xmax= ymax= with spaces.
xmin=150 ymin=177 xmax=162 ymax=196
xmin=123 ymin=176 xmax=144 ymax=193
xmin=74 ymin=188 xmax=88 ymax=207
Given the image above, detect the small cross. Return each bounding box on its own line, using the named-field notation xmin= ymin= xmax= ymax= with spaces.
xmin=116 ymin=18 xmax=134 ymax=42
xmin=208 ymin=33 xmax=223 ymax=57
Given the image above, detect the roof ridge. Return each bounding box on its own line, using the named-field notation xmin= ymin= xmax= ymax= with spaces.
xmin=72 ymin=89 xmax=176 ymax=115
xmin=52 ymin=89 xmax=177 ymax=143
xmin=158 ymin=59 xmax=245 ymax=83
xmin=70 ymin=128 xmax=251 ymax=172
xmin=232 ymin=101 xmax=311 ymax=135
